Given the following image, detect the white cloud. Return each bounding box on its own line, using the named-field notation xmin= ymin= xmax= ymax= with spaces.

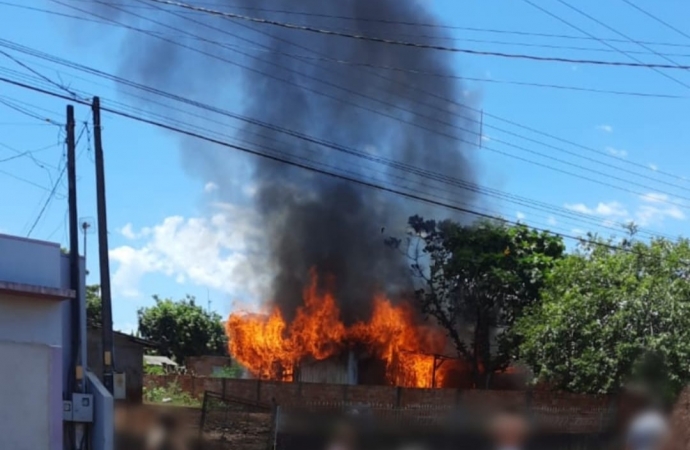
xmin=565 ymin=201 xmax=628 ymax=217
xmin=109 ymin=204 xmax=270 ymax=300
xmin=547 ymin=216 xmax=557 ymax=226
xmin=649 ymin=163 xmax=658 ymax=171
xmin=204 ymin=182 xmax=219 ymax=193
xmin=640 ymin=193 xmax=668 ymax=204
xmin=516 ymin=211 xmax=526 ymax=220
xmin=634 ymin=192 xmax=685 ymax=226
xmin=565 ymin=195 xmax=685 ymax=229
xmin=606 ymin=147 xmax=627 ymax=158
xmin=120 ymin=223 xmax=137 ymax=240
xmin=596 ymin=125 xmax=613 ymax=133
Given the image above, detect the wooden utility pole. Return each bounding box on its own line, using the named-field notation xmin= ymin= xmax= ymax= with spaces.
xmin=66 ymin=104 xmax=83 ymax=393
xmin=93 ymin=96 xmax=115 ymax=393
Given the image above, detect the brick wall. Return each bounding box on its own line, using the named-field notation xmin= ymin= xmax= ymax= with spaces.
xmin=144 ymin=375 xmax=629 ymax=434
xmin=144 ymin=374 xmax=613 ymax=408
xmin=185 ymin=356 xmax=233 ymax=376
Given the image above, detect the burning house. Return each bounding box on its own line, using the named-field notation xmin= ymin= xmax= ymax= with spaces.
xmin=227 ymin=271 xmax=466 ymax=388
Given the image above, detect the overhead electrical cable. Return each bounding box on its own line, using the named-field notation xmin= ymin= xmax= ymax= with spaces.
xmin=4 ymin=38 xmax=690 ymax=215
xmin=25 ymin=122 xmax=88 ymax=237
xmin=133 ymin=0 xmax=690 ymax=70
xmin=34 ymin=0 xmax=690 ymax=48
xmin=2 ymin=73 xmax=668 ymax=249
xmin=135 ymin=0 xmax=690 ymax=198
xmin=41 ymin=1 xmax=690 ymax=185
xmin=50 ymin=2 xmax=690 ymax=205
xmin=621 ymin=0 xmax=690 ymax=43
xmin=0 ymin=68 xmax=678 ymax=242
xmin=523 ymin=0 xmax=690 ymax=91
xmin=0 ymin=2 xmax=684 ymax=98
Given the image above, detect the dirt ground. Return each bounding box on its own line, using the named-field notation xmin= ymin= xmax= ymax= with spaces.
xmin=115 ymin=403 xmax=272 ymax=450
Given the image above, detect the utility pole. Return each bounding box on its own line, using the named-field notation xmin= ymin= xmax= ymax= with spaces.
xmin=66 ymin=104 xmax=83 ymax=394
xmin=93 ymin=97 xmax=115 ymax=394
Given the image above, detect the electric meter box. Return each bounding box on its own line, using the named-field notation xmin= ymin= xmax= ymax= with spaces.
xmin=72 ymin=393 xmax=94 ymax=423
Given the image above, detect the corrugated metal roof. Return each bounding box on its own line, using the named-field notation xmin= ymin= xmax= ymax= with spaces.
xmin=144 ymin=355 xmax=178 ymax=366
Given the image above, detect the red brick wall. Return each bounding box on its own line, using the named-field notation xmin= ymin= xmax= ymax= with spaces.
xmin=185 ymin=356 xmax=233 ymax=376
xmin=144 ymin=374 xmax=614 ymax=408
xmin=144 ymin=375 xmax=630 ymax=433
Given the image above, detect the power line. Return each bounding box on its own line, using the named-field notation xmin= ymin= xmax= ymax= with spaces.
xmin=2 ymin=32 xmax=684 ymax=236
xmin=555 ymin=0 xmax=690 ymax=88
xmin=0 ymin=74 xmax=632 ymax=247
xmin=4 ymin=65 xmax=681 ymax=241
xmin=60 ymin=2 xmax=690 ymax=203
xmin=14 ymin=65 xmax=655 ymax=238
xmin=144 ymin=0 xmax=690 ymax=70
xmin=2 ymin=2 xmax=683 ymax=98
xmin=0 ymin=166 xmax=55 ymax=192
xmin=39 ymin=3 xmax=690 ymax=186
xmin=0 ymin=141 xmax=60 ymax=165
xmin=5 ymin=31 xmax=690 ymax=215
xmin=52 ymin=0 xmax=690 ymax=49
xmin=25 ymin=122 xmax=88 ymax=237
xmin=522 ymin=0 xmax=690 ymax=91
xmin=0 ymin=48 xmax=81 ymax=99
xmin=3 ymin=74 xmax=682 ymax=248
xmin=136 ymin=1 xmax=690 ymax=196
xmin=0 ymin=95 xmax=61 ymax=124
xmin=34 ymin=0 xmax=690 ymax=60
xmin=621 ymin=0 xmax=690 ymax=42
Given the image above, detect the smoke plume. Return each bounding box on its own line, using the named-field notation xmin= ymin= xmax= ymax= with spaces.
xmin=77 ymin=0 xmax=479 ymax=323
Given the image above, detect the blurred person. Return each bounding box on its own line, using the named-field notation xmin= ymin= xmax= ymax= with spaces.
xmin=325 ymin=419 xmax=359 ymax=450
xmin=625 ymin=393 xmax=670 ymax=450
xmin=487 ymin=408 xmax=530 ymax=450
xmin=145 ymin=411 xmax=186 ymax=450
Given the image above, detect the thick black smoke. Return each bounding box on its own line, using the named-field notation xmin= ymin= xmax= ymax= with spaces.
xmin=78 ymin=0 xmax=479 ymax=324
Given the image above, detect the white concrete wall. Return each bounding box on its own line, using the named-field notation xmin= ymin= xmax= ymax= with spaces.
xmin=86 ymin=371 xmax=114 ymax=450
xmin=0 ymin=294 xmax=64 ymax=450
xmin=0 ymin=341 xmax=55 ymax=450
xmin=0 ymin=234 xmax=74 ymax=450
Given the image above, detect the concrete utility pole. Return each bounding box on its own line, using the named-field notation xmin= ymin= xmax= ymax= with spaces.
xmin=93 ymin=97 xmax=115 ymax=394
xmin=66 ymin=104 xmax=83 ymax=393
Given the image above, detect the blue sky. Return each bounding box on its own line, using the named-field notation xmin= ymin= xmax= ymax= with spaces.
xmin=2 ymin=0 xmax=690 ymax=332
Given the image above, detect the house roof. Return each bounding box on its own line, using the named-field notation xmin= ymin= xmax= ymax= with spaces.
xmin=114 ymin=330 xmax=158 ymax=348
xmin=88 ymin=325 xmax=158 ymax=348
xmin=144 ymin=355 xmax=178 ymax=366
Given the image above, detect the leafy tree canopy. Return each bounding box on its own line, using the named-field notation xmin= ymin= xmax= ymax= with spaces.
xmin=86 ymin=284 xmax=102 ymax=328
xmin=138 ymin=295 xmax=228 ymax=364
xmin=388 ymin=215 xmax=565 ymax=388
xmin=517 ymin=233 xmax=690 ymax=401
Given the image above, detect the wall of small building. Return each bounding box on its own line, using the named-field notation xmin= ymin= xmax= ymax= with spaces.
xmin=185 ymin=355 xmax=233 ymax=376
xmin=296 ymin=352 xmax=357 ymax=385
xmin=87 ymin=329 xmax=145 ymax=403
xmin=0 ymin=236 xmax=67 ymax=450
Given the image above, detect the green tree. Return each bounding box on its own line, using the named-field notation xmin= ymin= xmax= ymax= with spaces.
xmin=138 ymin=295 xmax=228 ymax=363
xmin=388 ymin=216 xmax=565 ymax=388
xmin=517 ymin=233 xmax=690 ymax=400
xmin=86 ymin=284 xmax=102 ymax=328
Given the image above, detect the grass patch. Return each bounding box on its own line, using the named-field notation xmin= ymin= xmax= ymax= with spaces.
xmin=143 ymin=380 xmax=200 ymax=408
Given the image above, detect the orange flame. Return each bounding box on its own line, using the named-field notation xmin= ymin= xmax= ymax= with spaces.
xmin=226 ymin=270 xmax=446 ymax=387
